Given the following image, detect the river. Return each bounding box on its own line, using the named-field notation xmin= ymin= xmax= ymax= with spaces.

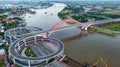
xmin=25 ymin=3 xmax=120 ymax=67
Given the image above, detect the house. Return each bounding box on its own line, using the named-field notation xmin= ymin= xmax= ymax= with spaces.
xmin=0 ymin=40 xmax=5 ymax=46
xmin=0 ymin=22 xmax=2 ymax=26
xmin=0 ymin=49 xmax=5 ymax=56
xmin=0 ymin=26 xmax=5 ymax=33
xmin=3 ymin=18 xmax=15 ymax=24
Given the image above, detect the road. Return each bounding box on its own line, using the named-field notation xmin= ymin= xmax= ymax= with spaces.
xmin=10 ymin=38 xmax=64 ymax=60
xmin=28 ymin=43 xmax=52 ymax=57
xmin=84 ymin=18 xmax=120 ymax=25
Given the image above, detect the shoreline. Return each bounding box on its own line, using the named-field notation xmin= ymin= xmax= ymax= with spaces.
xmin=24 ymin=3 xmax=67 ymax=28
xmin=59 ymin=56 xmax=83 ymax=67
xmin=58 ymin=7 xmax=119 ymax=36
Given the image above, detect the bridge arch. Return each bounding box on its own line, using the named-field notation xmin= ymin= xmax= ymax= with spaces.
xmin=51 ymin=19 xmax=82 ymax=30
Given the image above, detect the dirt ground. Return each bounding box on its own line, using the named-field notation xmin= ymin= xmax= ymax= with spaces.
xmin=59 ymin=59 xmax=82 ymax=67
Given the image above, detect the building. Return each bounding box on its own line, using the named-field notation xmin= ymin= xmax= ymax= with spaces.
xmin=4 ymin=27 xmax=65 ymax=67
xmin=0 ymin=49 xmax=5 ymax=56
xmin=0 ymin=49 xmax=16 ymax=67
xmin=0 ymin=26 xmax=5 ymax=33
xmin=0 ymin=40 xmax=5 ymax=46
xmin=94 ymin=6 xmax=103 ymax=10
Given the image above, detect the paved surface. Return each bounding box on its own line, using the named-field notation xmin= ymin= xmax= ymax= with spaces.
xmin=15 ymin=59 xmax=46 ymax=66
xmin=49 ymin=61 xmax=63 ymax=67
xmin=9 ymin=38 xmax=64 ymax=61
xmin=29 ymin=43 xmax=52 ymax=57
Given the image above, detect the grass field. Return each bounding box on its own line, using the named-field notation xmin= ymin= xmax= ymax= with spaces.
xmin=88 ymin=26 xmax=118 ymax=36
xmin=0 ymin=60 xmax=3 ymax=67
xmin=25 ymin=47 xmax=36 ymax=57
xmin=100 ymin=23 xmax=120 ymax=31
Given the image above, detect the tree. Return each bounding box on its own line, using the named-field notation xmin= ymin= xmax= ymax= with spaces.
xmin=0 ymin=59 xmax=3 ymax=67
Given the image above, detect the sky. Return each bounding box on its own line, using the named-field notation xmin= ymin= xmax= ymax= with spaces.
xmin=0 ymin=0 xmax=120 ymax=1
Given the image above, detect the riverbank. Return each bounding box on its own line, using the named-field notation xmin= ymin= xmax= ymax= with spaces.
xmin=60 ymin=56 xmax=83 ymax=67
xmin=90 ymin=21 xmax=120 ymax=36
xmin=88 ymin=26 xmax=118 ymax=36
xmin=58 ymin=11 xmax=68 ymax=20
xmin=25 ymin=3 xmax=66 ymax=29
xmin=58 ymin=8 xmax=69 ymax=20
xmin=100 ymin=22 xmax=120 ymax=31
xmin=58 ymin=7 xmax=119 ymax=36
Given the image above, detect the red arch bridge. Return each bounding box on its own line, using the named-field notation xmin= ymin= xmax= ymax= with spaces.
xmin=4 ymin=19 xmax=92 ymax=43
xmin=15 ymin=19 xmax=92 ymax=38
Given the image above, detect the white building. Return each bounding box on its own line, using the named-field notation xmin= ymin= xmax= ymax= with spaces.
xmin=0 ymin=49 xmax=5 ymax=55
xmin=0 ymin=26 xmax=5 ymax=33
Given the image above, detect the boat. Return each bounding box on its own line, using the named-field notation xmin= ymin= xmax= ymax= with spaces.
xmin=51 ymin=13 xmax=53 ymax=15
xmin=45 ymin=12 xmax=47 ymax=14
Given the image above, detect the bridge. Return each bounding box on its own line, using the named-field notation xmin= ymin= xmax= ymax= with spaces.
xmin=4 ymin=19 xmax=92 ymax=67
xmin=5 ymin=17 xmax=120 ymax=67
xmin=4 ymin=19 xmax=92 ymax=44
xmin=6 ymin=17 xmax=120 ymax=45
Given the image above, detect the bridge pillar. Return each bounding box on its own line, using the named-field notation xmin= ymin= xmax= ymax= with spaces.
xmin=13 ymin=58 xmax=16 ymax=64
xmin=46 ymin=31 xmax=53 ymax=37
xmin=46 ymin=59 xmax=48 ymax=64
xmin=46 ymin=32 xmax=49 ymax=37
xmin=84 ymin=27 xmax=88 ymax=31
xmin=28 ymin=61 xmax=31 ymax=67
xmin=4 ymin=35 xmax=8 ymax=45
xmin=80 ymin=25 xmax=89 ymax=31
xmin=13 ymin=29 xmax=16 ymax=36
xmin=34 ymin=36 xmax=37 ymax=44
xmin=81 ymin=25 xmax=85 ymax=30
xmin=9 ymin=36 xmax=12 ymax=44
xmin=24 ymin=39 xmax=27 ymax=46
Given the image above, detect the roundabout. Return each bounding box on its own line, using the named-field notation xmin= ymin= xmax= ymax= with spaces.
xmin=4 ymin=26 xmax=65 ymax=67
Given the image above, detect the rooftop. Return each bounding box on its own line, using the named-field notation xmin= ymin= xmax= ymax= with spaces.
xmin=0 ymin=49 xmax=5 ymax=55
